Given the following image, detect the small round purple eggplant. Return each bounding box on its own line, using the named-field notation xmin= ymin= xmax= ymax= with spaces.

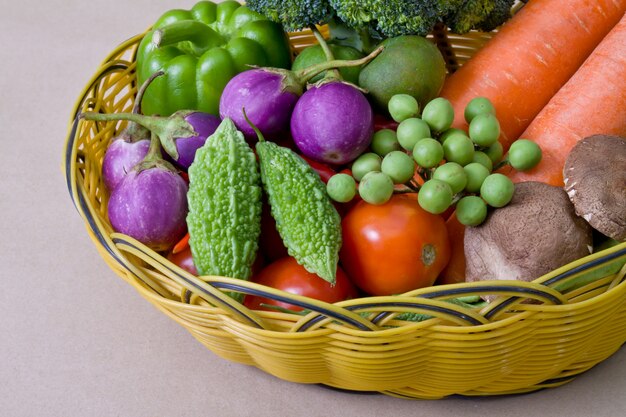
xmin=171 ymin=111 xmax=221 ymax=169
xmin=219 ymin=69 xmax=301 ymax=140
xmin=218 ymin=47 xmax=384 ymax=142
xmin=102 ymin=138 xmax=150 ymax=191
xmin=108 ymin=162 xmax=188 ymax=251
xmin=100 ymin=71 xmax=164 ymax=190
xmin=290 ymin=82 xmax=374 ymax=165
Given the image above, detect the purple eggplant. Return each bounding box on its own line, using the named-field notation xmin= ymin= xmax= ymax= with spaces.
xmin=101 ymin=71 xmax=164 ymax=190
xmin=168 ymin=111 xmax=221 ymax=169
xmin=103 ymin=137 xmax=150 ymax=191
xmin=81 ymin=110 xmax=220 ymax=170
xmin=219 ymin=69 xmax=300 ymax=139
xmin=107 ymin=135 xmax=188 ymax=250
xmin=290 ymin=82 xmax=374 ymax=165
xmin=219 ymin=47 xmax=384 ymax=142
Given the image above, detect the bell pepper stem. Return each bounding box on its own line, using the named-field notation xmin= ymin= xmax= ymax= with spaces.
xmin=152 ymin=21 xmax=223 ymax=55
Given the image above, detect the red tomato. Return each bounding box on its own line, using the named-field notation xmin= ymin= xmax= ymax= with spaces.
xmin=373 ymin=113 xmax=398 ymax=131
xmin=243 ymin=257 xmax=357 ymax=312
xmin=300 ymin=155 xmax=337 ymax=183
xmin=437 ymin=212 xmax=466 ymax=286
xmin=340 ymin=194 xmax=450 ymax=296
xmin=167 ymin=245 xmax=198 ymax=275
xmin=259 ymin=203 xmax=288 ymax=261
xmin=167 ymin=244 xmax=265 ymax=277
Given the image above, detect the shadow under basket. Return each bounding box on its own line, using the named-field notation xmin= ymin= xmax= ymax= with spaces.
xmin=64 ymin=28 xmax=626 ymax=400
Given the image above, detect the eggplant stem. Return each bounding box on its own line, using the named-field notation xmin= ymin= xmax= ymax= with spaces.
xmin=294 ymin=45 xmax=384 ymax=85
xmin=133 ymin=70 xmax=165 ymax=114
xmin=309 ymin=25 xmax=341 ymax=81
xmin=242 ymin=108 xmax=265 ymax=143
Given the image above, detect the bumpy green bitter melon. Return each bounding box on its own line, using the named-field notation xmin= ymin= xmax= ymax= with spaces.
xmin=186 ymin=118 xmax=262 ymax=289
xmin=256 ymin=140 xmax=342 ymax=284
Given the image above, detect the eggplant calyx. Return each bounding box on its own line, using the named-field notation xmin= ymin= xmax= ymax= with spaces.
xmin=307 ymin=78 xmax=369 ymax=94
xmin=134 ymin=132 xmax=178 ymax=174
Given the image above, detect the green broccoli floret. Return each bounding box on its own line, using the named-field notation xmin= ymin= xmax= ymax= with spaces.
xmin=475 ymin=0 xmax=516 ymax=32
xmin=445 ymin=0 xmax=515 ymax=34
xmin=246 ymin=0 xmax=333 ymax=32
xmin=330 ymin=0 xmax=464 ymax=37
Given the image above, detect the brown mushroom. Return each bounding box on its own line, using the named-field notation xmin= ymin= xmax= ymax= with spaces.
xmin=465 ymin=181 xmax=593 ymax=288
xmin=563 ymin=134 xmax=626 ymax=241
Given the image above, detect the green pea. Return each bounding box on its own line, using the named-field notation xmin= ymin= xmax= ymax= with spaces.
xmin=480 ymin=173 xmax=514 ymax=208
xmin=352 ymin=152 xmax=382 ymax=182
xmin=396 ymin=118 xmax=431 ymax=151
xmin=464 ymin=96 xmax=496 ymax=124
xmin=413 ymin=138 xmax=444 ymax=169
xmin=359 ymin=171 xmax=394 ymax=205
xmin=455 ymin=196 xmax=488 ymax=226
xmin=418 ymin=179 xmax=453 ymax=214
xmin=381 ymin=151 xmax=416 ymax=184
xmin=508 ymin=139 xmax=542 ymax=171
xmin=421 ymin=97 xmax=455 ymax=133
xmin=326 ymin=173 xmax=356 ymax=203
xmin=443 ymin=133 xmax=475 ymax=166
xmin=464 ymin=162 xmax=491 ymax=193
xmin=433 ymin=162 xmax=467 ymax=194
xmin=371 ymin=129 xmax=402 ymax=156
xmin=388 ymin=94 xmax=419 ymax=123
xmin=469 ymin=113 xmax=500 ymax=147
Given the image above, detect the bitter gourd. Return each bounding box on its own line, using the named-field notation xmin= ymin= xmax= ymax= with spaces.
xmin=254 ymin=132 xmax=342 ymax=284
xmin=186 ymin=118 xmax=262 ymax=295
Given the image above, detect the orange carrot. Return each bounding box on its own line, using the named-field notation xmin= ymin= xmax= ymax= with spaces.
xmin=440 ymin=0 xmax=626 ymax=150
xmin=508 ymin=13 xmax=626 ymax=186
xmin=171 ymin=232 xmax=190 ymax=254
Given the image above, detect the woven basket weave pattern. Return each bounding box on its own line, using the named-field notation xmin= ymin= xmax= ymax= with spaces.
xmin=64 ymin=28 xmax=626 ymax=399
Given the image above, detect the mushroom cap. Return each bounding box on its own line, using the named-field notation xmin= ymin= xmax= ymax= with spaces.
xmin=563 ymin=134 xmax=626 ymax=241
xmin=465 ymin=181 xmax=593 ymax=285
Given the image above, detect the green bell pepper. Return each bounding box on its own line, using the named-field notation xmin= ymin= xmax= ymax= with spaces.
xmin=136 ymin=0 xmax=292 ymax=116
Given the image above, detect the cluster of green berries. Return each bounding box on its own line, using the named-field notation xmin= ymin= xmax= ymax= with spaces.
xmin=326 ymin=94 xmax=542 ymax=226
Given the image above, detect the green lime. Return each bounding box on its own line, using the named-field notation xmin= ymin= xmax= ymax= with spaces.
xmin=358 ymin=35 xmax=446 ymax=111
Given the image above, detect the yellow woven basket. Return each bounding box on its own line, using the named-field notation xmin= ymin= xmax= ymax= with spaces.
xmin=64 ymin=25 xmax=626 ymax=400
